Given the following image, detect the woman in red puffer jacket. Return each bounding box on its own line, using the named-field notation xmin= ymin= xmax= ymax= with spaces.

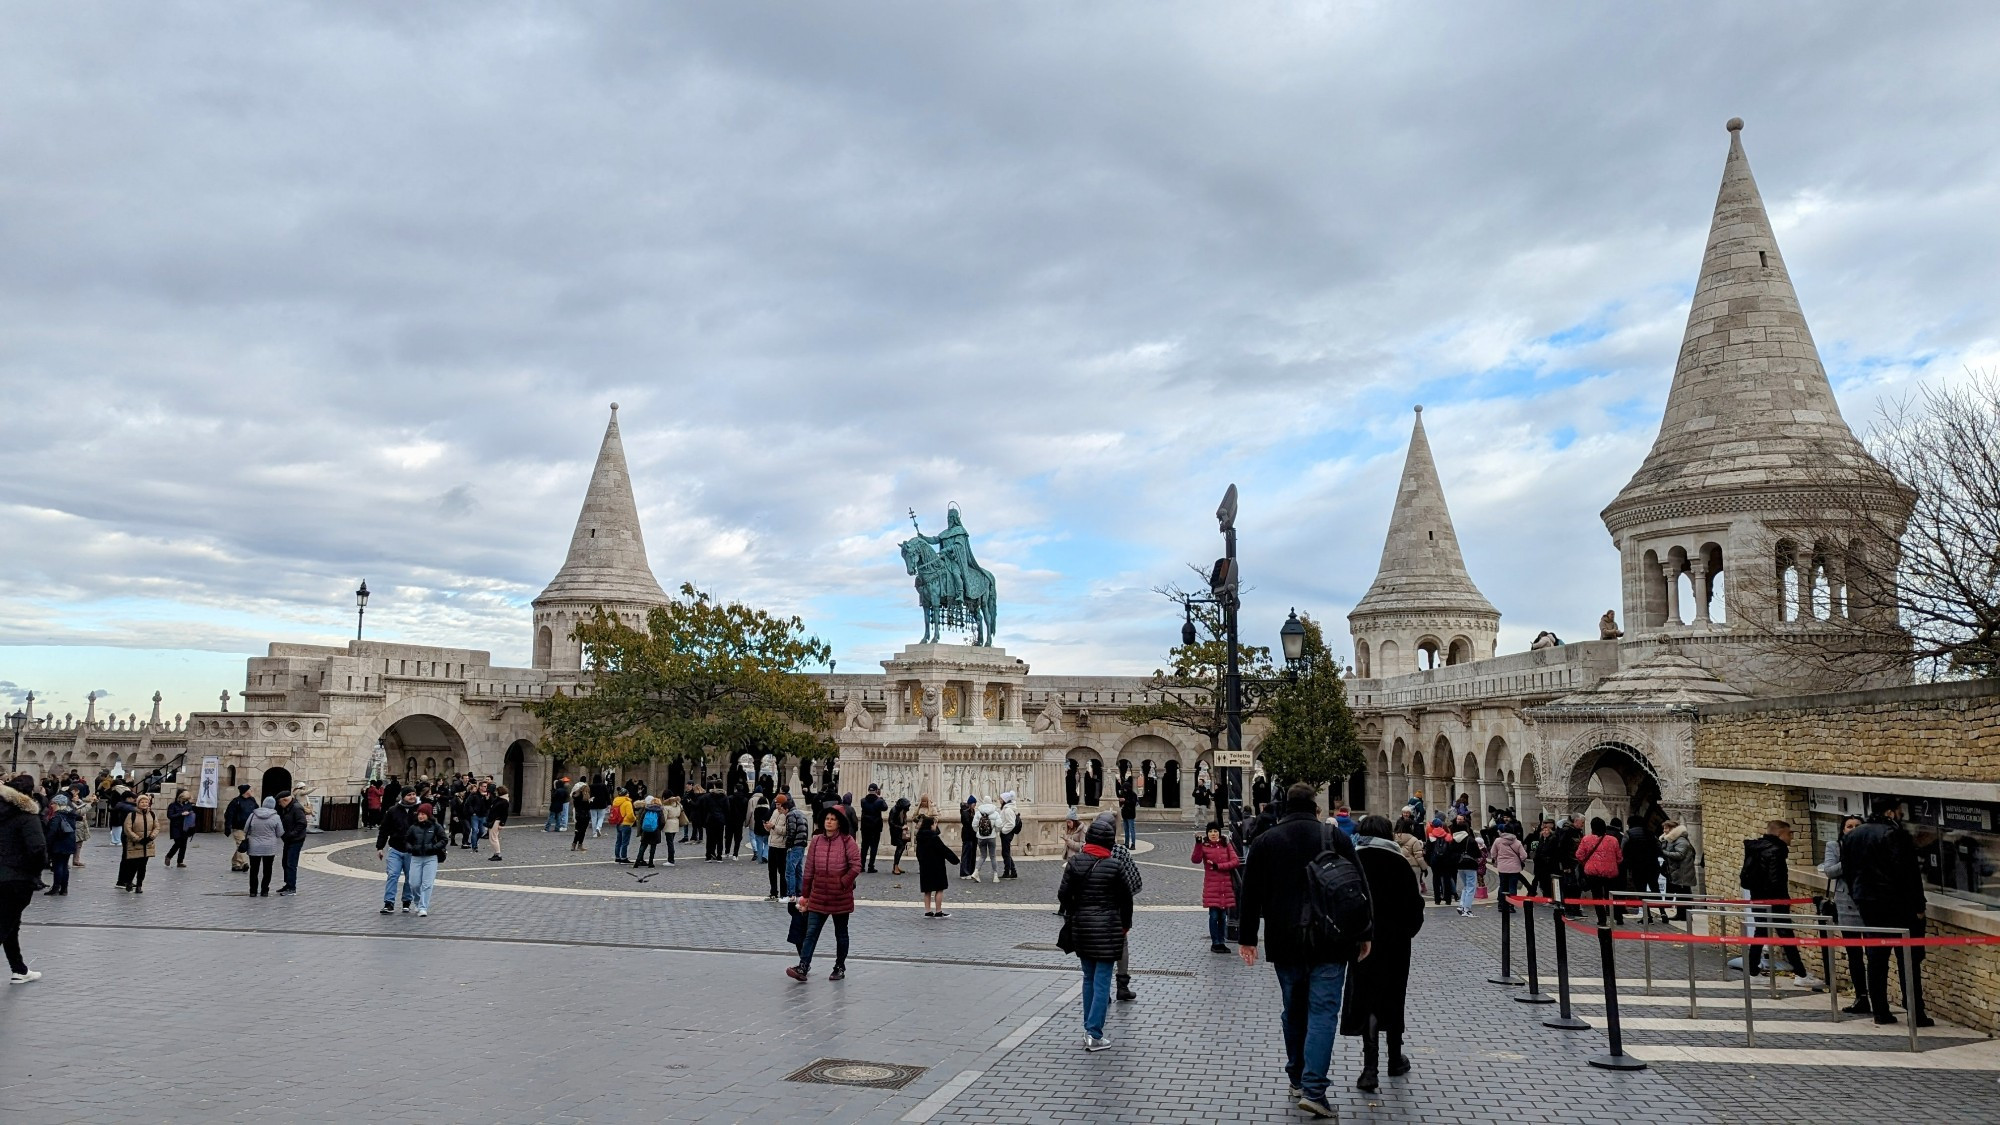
xmin=1191 ymin=825 xmax=1240 ymax=953
xmin=789 ymin=804 xmax=862 ymax=983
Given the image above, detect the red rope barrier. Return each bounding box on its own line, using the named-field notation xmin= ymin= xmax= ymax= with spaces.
xmin=1506 ymin=893 xmax=1813 ymax=908
xmin=1550 ymin=914 xmax=2000 ymax=949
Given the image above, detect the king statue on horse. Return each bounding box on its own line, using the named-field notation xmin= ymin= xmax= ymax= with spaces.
xmin=900 ymin=505 xmax=999 ymax=646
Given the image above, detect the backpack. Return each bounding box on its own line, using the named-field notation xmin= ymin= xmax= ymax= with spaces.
xmin=977 ymin=812 xmax=993 ymax=836
xmin=641 ymin=809 xmax=661 ymax=834
xmin=608 ymin=805 xmax=624 ymax=827
xmin=1296 ymin=825 xmax=1373 ymax=960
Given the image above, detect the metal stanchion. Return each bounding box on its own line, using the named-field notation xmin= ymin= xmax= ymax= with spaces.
xmin=1587 ymin=920 xmax=1647 ymax=1070
xmin=1489 ymin=891 xmax=1524 ymax=986
xmin=1686 ymin=910 xmax=1699 ymax=1020
xmin=1543 ymin=911 xmax=1590 ymax=1031
xmin=1740 ymin=936 xmax=1758 ymax=1047
xmin=1515 ymin=896 xmax=1555 ymax=1005
xmin=1641 ymin=911 xmax=1654 ymax=996
xmin=1899 ymin=947 xmax=1920 ymax=1053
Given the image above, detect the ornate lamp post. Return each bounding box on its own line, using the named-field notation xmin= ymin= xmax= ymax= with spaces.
xmin=6 ymin=708 xmax=25 ymax=774
xmin=355 ymin=580 xmax=370 ymax=640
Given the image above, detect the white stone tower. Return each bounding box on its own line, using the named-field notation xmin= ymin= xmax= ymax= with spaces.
xmin=1600 ymin=119 xmax=1909 ymax=692
xmin=1349 ymin=406 xmax=1500 ymax=677
xmin=531 ymin=403 xmax=670 ymax=670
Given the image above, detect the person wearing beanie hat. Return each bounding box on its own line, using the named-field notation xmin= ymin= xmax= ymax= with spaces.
xmin=224 ymin=784 xmax=258 ymax=873
xmin=1063 ymin=808 xmax=1087 ymax=862
xmin=43 ymin=793 xmax=79 ymax=897
xmin=996 ymin=791 xmax=1022 ymax=879
xmin=1238 ymin=782 xmax=1374 ymax=1117
xmin=1060 ymin=811 xmax=1133 ymax=1050
xmin=243 ymin=797 xmax=284 ymax=897
xmin=402 ymin=800 xmax=449 ymax=917
xmin=858 ymin=784 xmax=888 ymax=874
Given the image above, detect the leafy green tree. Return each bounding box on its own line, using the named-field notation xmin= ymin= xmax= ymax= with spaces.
xmin=1256 ymin=614 xmax=1362 ymax=792
xmin=528 ymin=584 xmax=837 ymax=774
xmin=1120 ymin=583 xmax=1275 ymax=749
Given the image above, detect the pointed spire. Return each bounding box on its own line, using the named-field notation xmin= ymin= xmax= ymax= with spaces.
xmin=1351 ymin=407 xmax=1498 ymax=619
xmin=1605 ymin=118 xmax=1892 ymax=527
xmin=537 ymin=403 xmax=669 ymax=606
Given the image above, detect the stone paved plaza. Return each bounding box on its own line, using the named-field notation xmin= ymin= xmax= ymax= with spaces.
xmin=4 ymin=823 xmax=1998 ymax=1124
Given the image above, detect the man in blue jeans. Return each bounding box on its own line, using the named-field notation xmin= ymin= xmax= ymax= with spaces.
xmin=376 ymin=789 xmax=421 ymax=912
xmin=1238 ymin=783 xmax=1373 ymax=1119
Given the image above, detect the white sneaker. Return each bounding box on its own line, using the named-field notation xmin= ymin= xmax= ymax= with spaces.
xmin=1297 ymin=1095 xmax=1337 ymax=1118
xmin=967 ymin=873 xmax=980 ymax=882
xmin=1794 ymin=974 xmax=1824 ymax=990
xmin=1085 ymin=1036 xmax=1111 ymax=1052
xmin=9 ymin=970 xmax=41 ymax=984
xmin=417 ymin=908 xmax=428 ymax=917
xmin=663 ymin=861 xmax=675 ymax=867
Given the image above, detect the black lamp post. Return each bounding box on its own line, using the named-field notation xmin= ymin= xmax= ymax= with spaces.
xmin=1279 ymin=608 xmax=1306 ymax=666
xmin=7 ymin=708 xmax=25 ymax=773
xmin=355 ymin=580 xmax=370 ymax=640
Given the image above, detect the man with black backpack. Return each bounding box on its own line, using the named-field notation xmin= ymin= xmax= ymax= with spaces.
xmin=1238 ymin=783 xmax=1374 ymax=1120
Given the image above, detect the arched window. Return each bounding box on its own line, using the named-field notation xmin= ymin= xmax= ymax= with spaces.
xmin=1377 ymin=640 xmax=1400 ymax=674
xmin=1808 ymin=547 xmax=1831 ymax=620
xmin=1446 ymin=636 xmax=1473 ymax=666
xmin=1641 ymin=549 xmax=1667 ymax=628
xmin=1355 ymin=639 xmax=1371 ymax=678
xmin=534 ymin=626 xmax=553 ymax=668
xmin=1416 ymin=637 xmax=1442 ymax=671
xmin=1775 ymin=540 xmax=1801 ymax=622
xmin=1701 ymin=542 xmax=1728 ymax=624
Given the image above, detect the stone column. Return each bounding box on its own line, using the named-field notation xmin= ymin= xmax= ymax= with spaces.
xmin=1688 ymin=559 xmax=1711 ymax=625
xmin=917 ymin=744 xmax=943 ymax=806
xmin=1661 ymin=562 xmax=1683 ymax=626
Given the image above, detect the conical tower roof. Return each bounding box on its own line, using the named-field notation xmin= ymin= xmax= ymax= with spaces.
xmin=1350 ymin=407 xmax=1498 ymax=620
xmin=1604 ymin=118 xmax=1895 ymax=530
xmin=536 ymin=404 xmax=669 ymax=606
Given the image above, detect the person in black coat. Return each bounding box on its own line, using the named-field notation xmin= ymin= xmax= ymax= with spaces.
xmin=915 ymin=815 xmax=959 ymax=917
xmin=1841 ymin=798 xmax=1931 ymax=1025
xmin=1057 ymin=811 xmax=1134 ymax=1049
xmin=163 ymin=790 xmax=196 ymax=868
xmin=858 ymin=786 xmax=888 ymax=873
xmin=1 ymin=775 xmax=50 ymax=982
xmin=1621 ymin=822 xmax=1663 ymax=922
xmin=958 ymin=797 xmax=978 ymax=878
xmin=703 ymin=788 xmax=728 ymax=860
xmin=1342 ymin=815 xmax=1423 ymax=1091
xmin=275 ymin=791 xmax=310 ymax=895
xmin=726 ymin=784 xmax=749 ymax=858
xmin=887 ymin=797 xmax=911 ymax=875
xmin=1739 ymin=820 xmax=1811 ymax=980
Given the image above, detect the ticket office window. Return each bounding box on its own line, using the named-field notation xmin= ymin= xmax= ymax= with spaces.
xmin=1867 ymin=794 xmax=2000 ymax=911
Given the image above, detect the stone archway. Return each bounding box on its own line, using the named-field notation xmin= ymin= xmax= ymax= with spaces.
xmin=1065 ymin=747 xmax=1105 ymax=807
xmin=1566 ymin=740 xmax=1665 ymax=831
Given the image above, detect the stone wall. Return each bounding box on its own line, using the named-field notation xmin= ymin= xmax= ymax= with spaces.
xmin=1693 ymin=679 xmax=2000 ymax=780
xmin=1693 ymin=678 xmax=2000 ymax=1035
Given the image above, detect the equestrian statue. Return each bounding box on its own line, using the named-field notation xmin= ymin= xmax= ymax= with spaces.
xmin=900 ymin=505 xmax=998 ymax=645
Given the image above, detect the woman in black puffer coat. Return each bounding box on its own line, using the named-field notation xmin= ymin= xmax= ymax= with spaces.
xmin=1058 ymin=811 xmax=1133 ymax=1051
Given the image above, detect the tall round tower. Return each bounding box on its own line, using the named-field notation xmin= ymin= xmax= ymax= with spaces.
xmin=1600 ymin=120 xmax=1910 ymax=692
xmin=1349 ymin=406 xmax=1500 ymax=678
xmin=531 ymin=403 xmax=670 ymax=670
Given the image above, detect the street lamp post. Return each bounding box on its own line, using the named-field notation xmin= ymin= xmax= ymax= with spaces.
xmin=6 ymin=708 xmax=25 ymax=774
xmin=355 ymin=580 xmax=370 ymax=641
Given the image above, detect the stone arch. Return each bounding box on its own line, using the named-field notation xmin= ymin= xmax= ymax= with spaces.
xmin=534 ymin=626 xmax=553 ymax=669
xmin=1554 ymin=734 xmax=1666 ymax=831
xmin=1119 ymin=733 xmax=1177 ymax=808
xmin=1378 ymin=639 xmax=1400 ymax=675
xmin=1461 ymin=752 xmax=1480 ymax=815
xmin=1430 ymin=734 xmax=1455 ymax=802
xmin=361 ymin=695 xmax=485 ymax=783
xmin=1416 ymin=636 xmax=1443 ymax=671
xmin=1354 ymin=638 xmax=1371 ymax=678
xmin=1484 ymin=735 xmax=1509 ymax=815
xmin=1517 ymin=753 xmax=1543 ymax=825
xmin=1066 ymin=746 xmax=1105 ymax=807
xmin=1446 ymin=636 xmax=1475 ymax=666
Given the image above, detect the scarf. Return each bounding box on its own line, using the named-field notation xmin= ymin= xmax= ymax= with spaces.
xmin=1082 ymin=843 xmax=1112 ymax=858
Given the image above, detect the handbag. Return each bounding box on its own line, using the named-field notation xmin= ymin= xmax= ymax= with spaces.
xmin=1056 ymin=915 xmax=1077 ymax=954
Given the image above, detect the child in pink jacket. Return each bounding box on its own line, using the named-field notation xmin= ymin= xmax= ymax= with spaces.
xmin=1191 ymin=824 xmax=1241 ymax=953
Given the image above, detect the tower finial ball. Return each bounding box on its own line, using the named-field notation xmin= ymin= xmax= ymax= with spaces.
xmin=610 ymin=402 xmax=619 ymax=412
xmin=1414 ymin=404 xmax=1423 ymax=414
xmin=1726 ymin=117 xmax=1743 ymax=133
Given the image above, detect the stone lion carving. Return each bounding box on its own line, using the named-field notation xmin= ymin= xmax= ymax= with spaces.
xmin=918 ymin=685 xmax=943 ymax=733
xmin=841 ymin=697 xmax=875 ymax=732
xmin=1031 ymin=698 xmax=1066 ymax=735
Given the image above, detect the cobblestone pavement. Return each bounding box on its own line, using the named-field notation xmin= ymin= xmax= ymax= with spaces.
xmin=1 ymin=827 xmax=1995 ymax=1123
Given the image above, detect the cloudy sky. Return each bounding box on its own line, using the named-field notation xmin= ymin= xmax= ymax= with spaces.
xmin=3 ymin=2 xmax=1995 ymax=723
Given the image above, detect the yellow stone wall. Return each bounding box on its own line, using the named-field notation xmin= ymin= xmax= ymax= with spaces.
xmin=1693 ymin=679 xmax=2000 ymax=1035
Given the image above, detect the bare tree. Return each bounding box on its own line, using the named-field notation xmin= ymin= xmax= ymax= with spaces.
xmin=1739 ymin=371 xmax=2000 ymax=684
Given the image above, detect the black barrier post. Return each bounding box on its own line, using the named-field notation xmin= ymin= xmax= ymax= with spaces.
xmin=1515 ymin=897 xmax=1555 ymax=1005
xmin=1587 ymin=921 xmax=1648 ymax=1071
xmin=1543 ymin=911 xmax=1591 ymax=1031
xmin=1489 ymin=893 xmax=1524 ymax=986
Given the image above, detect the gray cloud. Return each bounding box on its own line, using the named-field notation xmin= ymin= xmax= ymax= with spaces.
xmin=2 ymin=2 xmax=1995 ymax=696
